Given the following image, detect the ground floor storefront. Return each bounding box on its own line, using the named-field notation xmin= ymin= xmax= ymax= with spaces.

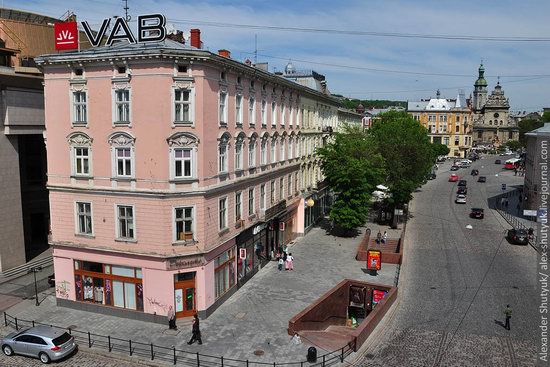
xmin=304 ymin=187 xmax=334 ymax=233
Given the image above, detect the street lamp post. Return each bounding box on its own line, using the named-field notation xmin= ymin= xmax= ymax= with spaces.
xmin=28 ymin=266 xmax=43 ymax=307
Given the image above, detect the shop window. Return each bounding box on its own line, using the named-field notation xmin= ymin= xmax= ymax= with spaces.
xmin=175 ymin=272 xmax=195 ymax=281
xmin=214 ymin=248 xmax=236 ymax=298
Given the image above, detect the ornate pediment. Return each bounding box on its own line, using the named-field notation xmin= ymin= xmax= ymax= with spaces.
xmin=67 ymin=132 xmax=92 ymax=146
xmin=108 ymin=132 xmax=135 ymax=146
xmin=167 ymin=132 xmax=199 ymax=147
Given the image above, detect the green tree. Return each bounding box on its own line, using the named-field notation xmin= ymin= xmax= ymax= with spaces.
xmin=432 ymin=143 xmax=450 ymax=157
xmin=368 ymin=111 xmax=435 ymax=206
xmin=505 ymin=140 xmax=522 ymax=151
xmin=317 ymin=125 xmax=385 ymax=232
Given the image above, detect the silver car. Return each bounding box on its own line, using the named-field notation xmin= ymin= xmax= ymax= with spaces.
xmin=455 ymin=194 xmax=467 ymax=204
xmin=1 ymin=325 xmax=77 ymax=364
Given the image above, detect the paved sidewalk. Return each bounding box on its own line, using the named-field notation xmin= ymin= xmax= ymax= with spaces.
xmin=1 ymin=221 xmax=398 ymax=364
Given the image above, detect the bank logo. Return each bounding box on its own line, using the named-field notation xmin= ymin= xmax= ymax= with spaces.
xmin=54 ymin=22 xmax=78 ymax=50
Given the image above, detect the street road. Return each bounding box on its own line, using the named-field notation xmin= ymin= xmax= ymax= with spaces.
xmin=360 ymin=156 xmax=538 ymax=366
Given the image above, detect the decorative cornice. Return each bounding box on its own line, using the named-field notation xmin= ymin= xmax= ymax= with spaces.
xmin=67 ymin=132 xmax=93 ymax=146
xmin=108 ymin=132 xmax=136 ymax=146
xmin=167 ymin=132 xmax=199 ymax=147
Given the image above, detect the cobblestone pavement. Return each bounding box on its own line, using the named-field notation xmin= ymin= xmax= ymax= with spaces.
xmin=353 ymin=156 xmax=539 ymax=366
xmin=1 ymin=221 xmax=398 ymax=365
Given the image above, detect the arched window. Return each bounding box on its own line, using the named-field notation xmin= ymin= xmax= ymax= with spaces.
xmin=67 ymin=132 xmax=93 ymax=177
xmin=108 ymin=132 xmax=136 ymax=179
xmin=218 ymin=133 xmax=231 ymax=173
xmin=167 ymin=132 xmax=199 ymax=179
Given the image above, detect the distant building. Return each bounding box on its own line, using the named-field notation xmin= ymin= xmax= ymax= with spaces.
xmin=523 ymin=123 xmax=550 ymax=211
xmin=407 ymin=90 xmax=473 ymax=157
xmin=472 ymin=63 xmax=519 ymax=146
xmin=337 ymin=107 xmax=363 ymax=130
xmin=283 ymin=61 xmax=330 ymax=95
xmin=362 ymin=106 xmax=405 ymax=130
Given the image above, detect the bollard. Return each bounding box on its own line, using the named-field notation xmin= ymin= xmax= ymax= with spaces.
xmin=151 ymin=343 xmax=154 ymax=360
xmin=246 ymin=360 xmax=249 ymax=367
xmin=129 ymin=340 xmax=133 ymax=356
xmin=196 ymin=352 xmax=200 ymax=367
xmin=3 ymin=312 xmax=6 ymax=327
xmin=301 ymin=362 xmax=303 ymax=367
xmin=32 ymin=321 xmax=35 ymax=327
xmin=108 ymin=336 xmax=112 ymax=352
xmin=15 ymin=317 xmax=18 ymax=330
xmin=173 ymin=346 xmax=176 ymax=365
xmin=341 ymin=347 xmax=344 ymax=362
xmin=88 ymin=331 xmax=91 ymax=348
xmin=323 ymin=355 xmax=325 ymax=367
xmin=221 ymin=356 xmax=224 ymax=367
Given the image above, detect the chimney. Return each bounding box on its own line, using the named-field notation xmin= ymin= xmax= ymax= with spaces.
xmin=190 ymin=29 xmax=201 ymax=49
xmin=218 ymin=49 xmax=231 ymax=58
xmin=245 ymin=59 xmax=252 ymax=66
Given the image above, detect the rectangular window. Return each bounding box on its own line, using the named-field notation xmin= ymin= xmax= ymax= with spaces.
xmin=174 ymin=148 xmax=192 ymax=178
xmin=270 ymin=140 xmax=276 ymax=163
xmin=235 ymin=94 xmax=242 ymax=125
xmin=270 ymin=180 xmax=275 ymax=204
xmin=249 ymin=97 xmax=255 ymax=126
xmin=443 ymin=137 xmax=449 ymax=145
xmin=219 ymin=197 xmax=227 ymax=230
xmin=117 ymin=205 xmax=134 ymax=240
xmin=288 ymin=139 xmax=294 ymax=159
xmin=74 ymin=147 xmax=90 ymax=175
xmin=248 ymin=142 xmax=256 ymax=167
xmin=261 ymin=141 xmax=267 ymax=165
xmin=455 ymin=124 xmax=460 ymax=133
xmin=115 ymin=89 xmax=130 ymax=123
xmin=261 ymin=100 xmax=267 ymax=126
xmin=295 ymin=172 xmax=299 ymax=193
xmin=288 ymin=174 xmax=292 ymax=197
xmin=73 ymin=91 xmax=87 ymax=124
xmin=248 ymin=188 xmax=255 ymax=216
xmin=219 ymin=144 xmax=227 ymax=173
xmin=455 ymin=137 xmax=460 ymax=146
xmin=219 ymin=91 xmax=227 ymax=125
xmin=289 ymin=105 xmax=293 ymax=126
xmin=260 ymin=184 xmax=266 ymax=210
xmin=279 ymin=178 xmax=284 ymax=201
xmin=235 ymin=192 xmax=242 ymax=220
xmin=76 ymin=202 xmax=92 ymax=235
xmin=235 ymin=143 xmax=243 ymax=170
xmin=280 ymin=140 xmax=285 ymax=161
xmin=175 ymin=207 xmax=193 ymax=241
xmin=174 ymin=89 xmax=191 ymax=123
xmin=214 ymin=248 xmax=235 ymax=299
xmin=271 ymin=101 xmax=276 ymax=126
xmin=116 ymin=148 xmax=132 ymax=177
xmin=281 ymin=104 xmax=286 ymax=126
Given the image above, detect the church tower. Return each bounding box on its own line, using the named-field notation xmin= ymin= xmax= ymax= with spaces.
xmin=473 ymin=63 xmax=488 ymax=112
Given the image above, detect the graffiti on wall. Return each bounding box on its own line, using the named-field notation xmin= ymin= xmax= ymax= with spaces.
xmin=56 ymin=280 xmax=71 ymax=299
xmin=146 ymin=297 xmax=169 ymax=313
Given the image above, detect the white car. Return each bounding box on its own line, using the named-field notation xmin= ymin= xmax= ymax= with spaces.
xmin=455 ymin=194 xmax=467 ymax=204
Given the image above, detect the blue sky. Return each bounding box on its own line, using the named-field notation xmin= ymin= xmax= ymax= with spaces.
xmin=13 ymin=0 xmax=550 ymax=110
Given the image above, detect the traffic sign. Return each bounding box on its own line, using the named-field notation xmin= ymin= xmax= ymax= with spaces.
xmin=501 ymin=183 xmax=507 ymax=191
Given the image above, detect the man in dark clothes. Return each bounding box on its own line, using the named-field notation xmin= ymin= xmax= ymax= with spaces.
xmin=187 ymin=313 xmax=203 ymax=344
xmin=504 ymin=305 xmax=512 ymax=330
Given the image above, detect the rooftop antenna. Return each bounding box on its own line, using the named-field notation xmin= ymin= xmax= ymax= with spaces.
xmin=123 ymin=0 xmax=131 ymax=22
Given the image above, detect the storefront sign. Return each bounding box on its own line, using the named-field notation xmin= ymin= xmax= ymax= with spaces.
xmin=372 ymin=289 xmax=388 ymax=308
xmin=367 ymin=250 xmax=381 ymax=271
xmin=252 ymin=223 xmax=267 ymax=236
xmin=54 ymin=22 xmax=79 ymax=50
xmin=81 ymin=14 xmax=167 ymax=47
xmin=265 ymin=200 xmax=287 ymax=220
xmin=167 ymin=255 xmax=204 ymax=271
xmin=239 ymin=248 xmax=247 ymax=259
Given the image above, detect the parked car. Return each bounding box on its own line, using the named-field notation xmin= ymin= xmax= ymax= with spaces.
xmin=478 ymin=176 xmax=487 ymax=183
xmin=506 ymin=228 xmax=529 ymax=245
xmin=471 ymin=169 xmax=479 ymax=176
xmin=47 ymin=274 xmax=55 ymax=288
xmin=450 ymin=165 xmax=459 ymax=171
xmin=455 ymin=194 xmax=467 ymax=204
xmin=449 ymin=174 xmax=459 ymax=182
xmin=459 ymin=161 xmax=471 ymax=168
xmin=470 ymin=208 xmax=484 ymax=219
xmin=427 ymin=173 xmax=437 ymax=180
xmin=457 ymin=187 xmax=468 ymax=195
xmin=1 ymin=325 xmax=77 ymax=364
xmin=495 ymin=159 xmax=502 ymax=164
xmin=458 ymin=180 xmax=467 ymax=187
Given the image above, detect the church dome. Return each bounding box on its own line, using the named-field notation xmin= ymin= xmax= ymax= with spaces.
xmin=284 ymin=61 xmax=296 ymax=74
xmin=475 ymin=63 xmax=488 ymax=87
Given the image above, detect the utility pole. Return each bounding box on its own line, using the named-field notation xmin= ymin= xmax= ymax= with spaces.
xmin=123 ymin=0 xmax=131 ymax=23
xmin=254 ymin=34 xmax=258 ymax=65
xmin=28 ymin=266 xmax=43 ymax=307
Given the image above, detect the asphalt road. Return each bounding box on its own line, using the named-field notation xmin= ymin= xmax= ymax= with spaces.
xmin=360 ymin=156 xmax=539 ymax=366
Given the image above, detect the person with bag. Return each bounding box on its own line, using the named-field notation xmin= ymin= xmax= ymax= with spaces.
xmin=187 ymin=313 xmax=203 ymax=344
xmin=167 ymin=305 xmax=177 ymax=330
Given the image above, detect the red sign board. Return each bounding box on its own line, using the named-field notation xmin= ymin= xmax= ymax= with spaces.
xmin=367 ymin=250 xmax=381 ymax=271
xmin=372 ymin=289 xmax=387 ymax=307
xmin=239 ymin=248 xmax=246 ymax=259
xmin=279 ymin=222 xmax=285 ymax=231
xmin=55 ymin=22 xmax=79 ymax=50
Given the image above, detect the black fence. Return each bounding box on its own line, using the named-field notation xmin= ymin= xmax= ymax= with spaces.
xmin=3 ymin=312 xmax=355 ymax=367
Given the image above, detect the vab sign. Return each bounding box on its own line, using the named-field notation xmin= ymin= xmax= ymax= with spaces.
xmin=55 ymin=14 xmax=167 ymax=50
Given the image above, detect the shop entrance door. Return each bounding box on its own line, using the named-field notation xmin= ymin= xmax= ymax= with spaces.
xmin=174 ymin=272 xmax=196 ymax=318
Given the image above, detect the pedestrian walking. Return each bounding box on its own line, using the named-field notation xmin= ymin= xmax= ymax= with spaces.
xmin=286 ymin=253 xmax=294 ymax=270
xmin=278 ymin=256 xmax=284 ymax=271
xmin=187 ymin=314 xmax=203 ymax=344
xmin=382 ymin=231 xmax=387 ymax=244
xmin=504 ymin=305 xmax=512 ymax=330
xmin=167 ymin=306 xmax=177 ymax=330
xmin=376 ymin=231 xmax=382 ymax=244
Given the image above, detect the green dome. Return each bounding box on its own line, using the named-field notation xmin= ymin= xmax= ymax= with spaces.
xmin=475 ymin=63 xmax=488 ymax=87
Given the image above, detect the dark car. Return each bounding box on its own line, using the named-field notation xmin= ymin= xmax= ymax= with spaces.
xmin=495 ymin=159 xmax=502 ymax=164
xmin=471 ymin=169 xmax=479 ymax=176
xmin=427 ymin=173 xmax=436 ymax=180
xmin=457 ymin=187 xmax=468 ymax=195
xmin=506 ymin=228 xmax=529 ymax=245
xmin=458 ymin=180 xmax=467 ymax=187
xmin=478 ymin=176 xmax=487 ymax=183
xmin=450 ymin=165 xmax=459 ymax=171
xmin=470 ymin=208 xmax=484 ymax=219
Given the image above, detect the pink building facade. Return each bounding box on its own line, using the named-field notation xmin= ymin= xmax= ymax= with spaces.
xmin=37 ymin=35 xmax=338 ymax=323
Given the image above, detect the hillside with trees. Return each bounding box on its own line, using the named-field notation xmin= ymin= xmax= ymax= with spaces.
xmin=334 ymin=97 xmax=407 ymax=110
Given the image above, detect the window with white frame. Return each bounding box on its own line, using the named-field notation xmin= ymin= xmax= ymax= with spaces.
xmin=73 ymin=91 xmax=87 ymax=124
xmin=219 ymin=197 xmax=228 ymax=230
xmin=443 ymin=137 xmax=449 ymax=145
xmin=108 ymin=132 xmax=135 ymax=179
xmin=270 ymin=180 xmax=275 ymax=204
xmin=281 ymin=103 xmax=286 ymax=126
xmin=248 ymin=188 xmax=255 ymax=215
xmin=249 ymin=97 xmax=255 ymax=126
xmin=74 ymin=147 xmax=90 ymax=176
xmin=115 ymin=148 xmax=132 ymax=177
xmin=260 ymin=184 xmax=266 ymax=210
xmin=235 ymin=192 xmax=242 ymax=221
xmin=271 ymin=101 xmax=276 ymax=126
xmin=235 ymin=139 xmax=243 ymax=170
xmin=219 ymin=91 xmax=228 ymax=125
xmin=76 ymin=202 xmax=93 ymax=235
xmin=270 ymin=139 xmax=277 ymax=163
xmin=115 ymin=89 xmax=130 ymax=123
xmin=174 ymin=207 xmax=193 ymax=241
xmin=248 ymin=139 xmax=256 ymax=167
xmin=218 ymin=135 xmax=229 ymax=173
xmin=287 ymin=174 xmax=292 ymax=197
xmin=174 ymin=148 xmax=193 ymax=178
xmin=296 ymin=138 xmax=301 ymax=158
xmin=235 ymin=94 xmax=243 ymax=125
xmin=288 ymin=137 xmax=294 ymax=159
xmin=214 ymin=248 xmax=235 ymax=299
xmin=167 ymin=132 xmax=198 ymax=180
xmin=174 ymin=89 xmax=191 ymax=123
xmin=294 ymin=172 xmax=299 ymax=193
xmin=289 ymin=105 xmax=294 ymax=126
xmin=279 ymin=178 xmax=284 ymax=201
xmin=117 ymin=205 xmax=134 ymax=240
xmin=428 ymin=115 xmax=435 ymax=122
xmin=280 ymin=139 xmax=285 ymax=161
xmin=261 ymin=139 xmax=267 ymax=165
xmin=261 ymin=100 xmax=267 ymax=126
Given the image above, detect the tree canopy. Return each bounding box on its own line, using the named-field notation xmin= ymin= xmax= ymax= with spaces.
xmin=431 ymin=143 xmax=450 ymax=157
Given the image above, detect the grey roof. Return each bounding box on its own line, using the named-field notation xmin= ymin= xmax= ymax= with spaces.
xmin=526 ymin=122 xmax=550 ymax=136
xmin=407 ymin=101 xmax=429 ymax=111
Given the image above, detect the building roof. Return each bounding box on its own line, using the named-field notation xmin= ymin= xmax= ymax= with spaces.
xmin=526 ymin=122 xmax=550 ymax=136
xmin=0 ymin=7 xmax=60 ymax=25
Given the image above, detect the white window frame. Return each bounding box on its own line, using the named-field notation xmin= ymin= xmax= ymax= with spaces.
xmin=270 ymin=139 xmax=277 ymax=163
xmin=261 ymin=139 xmax=267 ymax=165
xmin=281 ymin=103 xmax=286 ymax=126
xmin=271 ymin=101 xmax=277 ymax=126
xmin=279 ymin=177 xmax=284 ymax=201
xmin=173 ymin=147 xmax=194 ymax=179
xmin=219 ymin=197 xmax=228 ymax=231
xmin=235 ymin=140 xmax=243 ymax=170
xmin=115 ymin=204 xmax=135 ymax=240
xmin=75 ymin=201 xmax=93 ymax=236
xmin=270 ymin=180 xmax=275 ymax=204
xmin=173 ymin=206 xmax=195 ymax=242
xmin=173 ymin=87 xmax=194 ymax=125
xmin=287 ymin=174 xmax=292 ymax=198
xmin=219 ymin=90 xmax=228 ymax=125
xmin=235 ymin=192 xmax=242 ymax=221
xmin=261 ymin=100 xmax=267 ymax=126
xmin=248 ymin=188 xmax=255 ymax=216
xmin=288 ymin=137 xmax=294 ymax=159
xmin=235 ymin=94 xmax=243 ymax=126
xmin=248 ymin=139 xmax=256 ymax=168
xmin=248 ymin=96 xmax=256 ymax=126
xmin=260 ymin=184 xmax=266 ymax=210
xmin=113 ymin=88 xmax=131 ymax=124
xmin=72 ymin=90 xmax=87 ymax=125
xmin=114 ymin=147 xmax=134 ymax=178
xmin=289 ymin=105 xmax=294 ymax=127
xmin=73 ymin=146 xmax=92 ymax=177
xmin=280 ymin=139 xmax=285 ymax=161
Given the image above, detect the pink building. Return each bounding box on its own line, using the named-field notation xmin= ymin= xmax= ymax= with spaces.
xmin=36 ymin=31 xmax=338 ymax=322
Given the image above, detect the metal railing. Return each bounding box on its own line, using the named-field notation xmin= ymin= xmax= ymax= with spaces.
xmin=3 ymin=312 xmax=355 ymax=367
